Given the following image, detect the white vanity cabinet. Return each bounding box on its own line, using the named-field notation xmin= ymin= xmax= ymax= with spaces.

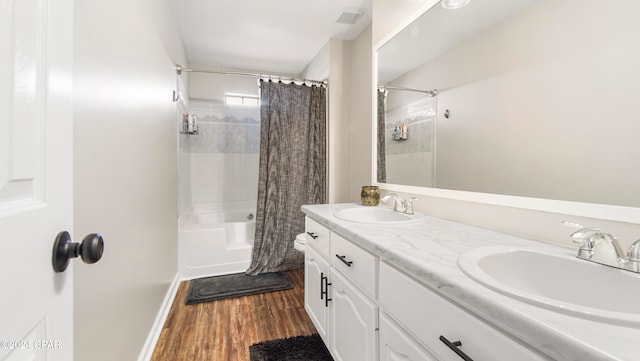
xmin=304 ymin=217 xmax=379 ymax=361
xmin=304 ymin=215 xmax=549 ymax=361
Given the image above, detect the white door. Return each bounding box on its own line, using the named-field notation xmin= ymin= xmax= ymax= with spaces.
xmin=0 ymin=0 xmax=75 ymax=360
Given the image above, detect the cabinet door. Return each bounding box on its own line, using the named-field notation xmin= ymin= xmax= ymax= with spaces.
xmin=330 ymin=268 xmax=378 ymax=361
xmin=380 ymin=313 xmax=438 ymax=361
xmin=305 ymin=245 xmax=331 ymax=344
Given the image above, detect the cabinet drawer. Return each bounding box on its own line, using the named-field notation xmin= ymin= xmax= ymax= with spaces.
xmin=305 ymin=217 xmax=330 ymax=257
xmin=330 ymin=233 xmax=376 ymax=298
xmin=380 ymin=312 xmax=437 ymax=361
xmin=379 ymin=262 xmax=548 ymax=361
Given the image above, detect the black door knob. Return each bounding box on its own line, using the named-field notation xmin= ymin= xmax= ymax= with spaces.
xmin=52 ymin=231 xmax=104 ymax=272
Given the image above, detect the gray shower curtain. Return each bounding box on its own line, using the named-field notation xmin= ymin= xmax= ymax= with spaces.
xmin=246 ymin=80 xmax=326 ymax=275
xmin=377 ymin=89 xmax=387 ymax=183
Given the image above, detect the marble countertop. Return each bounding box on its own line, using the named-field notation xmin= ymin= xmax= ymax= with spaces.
xmin=302 ymin=203 xmax=639 ymax=361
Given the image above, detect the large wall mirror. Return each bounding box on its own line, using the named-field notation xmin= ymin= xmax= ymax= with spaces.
xmin=375 ymin=0 xmax=640 ymax=221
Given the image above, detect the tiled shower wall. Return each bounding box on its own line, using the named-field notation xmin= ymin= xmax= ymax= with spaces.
xmin=384 ymin=96 xmax=436 ymax=187
xmin=179 ymin=100 xmax=260 ymax=211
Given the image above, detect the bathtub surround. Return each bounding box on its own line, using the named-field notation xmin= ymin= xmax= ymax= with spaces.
xmin=179 ymin=203 xmax=256 ymax=278
xmin=247 ymin=80 xmax=327 ymax=275
xmin=182 ymin=100 xmax=260 ymax=207
xmin=178 ymin=100 xmax=260 ymax=278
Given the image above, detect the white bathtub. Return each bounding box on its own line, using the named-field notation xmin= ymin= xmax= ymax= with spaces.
xmin=179 ymin=203 xmax=256 ymax=279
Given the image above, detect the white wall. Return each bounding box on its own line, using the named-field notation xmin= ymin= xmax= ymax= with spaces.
xmin=73 ymin=1 xmax=186 ymax=360
xmin=348 ymin=26 xmax=374 ymax=201
xmin=301 ymin=43 xmax=330 ymax=81
xmin=372 ymin=0 xmax=439 ymax=46
xmin=365 ymin=0 xmax=640 ymax=250
xmin=328 ymin=40 xmax=353 ymax=203
xmin=189 ymin=71 xmax=260 ymax=103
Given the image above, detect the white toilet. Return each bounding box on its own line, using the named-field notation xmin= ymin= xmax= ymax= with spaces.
xmin=294 ymin=233 xmax=306 ymax=253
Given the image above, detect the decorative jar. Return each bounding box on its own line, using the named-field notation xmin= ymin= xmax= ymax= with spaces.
xmin=361 ymin=186 xmax=380 ymax=206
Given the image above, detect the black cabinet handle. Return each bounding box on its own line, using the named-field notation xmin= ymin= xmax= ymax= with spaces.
xmin=439 ymin=336 xmax=474 ymax=361
xmin=306 ymin=232 xmax=319 ymax=239
xmin=335 ymin=254 xmax=353 ymax=267
xmin=321 ymin=274 xmax=332 ymax=307
xmin=320 ymin=272 xmax=325 ymax=300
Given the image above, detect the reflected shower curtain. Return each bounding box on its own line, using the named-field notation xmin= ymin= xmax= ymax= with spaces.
xmin=246 ymin=80 xmax=326 ymax=275
xmin=377 ymin=89 xmax=387 ymax=183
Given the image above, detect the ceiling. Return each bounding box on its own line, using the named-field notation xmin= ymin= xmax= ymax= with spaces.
xmin=172 ymin=0 xmax=372 ymax=76
xmin=378 ymin=0 xmax=538 ymax=84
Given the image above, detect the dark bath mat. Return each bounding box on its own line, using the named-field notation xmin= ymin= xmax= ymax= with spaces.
xmin=185 ymin=271 xmax=293 ymax=305
xmin=250 ymin=334 xmax=333 ymax=361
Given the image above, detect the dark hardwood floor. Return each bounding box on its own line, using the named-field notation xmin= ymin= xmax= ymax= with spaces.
xmin=150 ymin=269 xmax=317 ymax=361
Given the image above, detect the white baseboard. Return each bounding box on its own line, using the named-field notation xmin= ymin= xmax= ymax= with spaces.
xmin=137 ymin=273 xmax=181 ymax=361
xmin=180 ymin=260 xmax=251 ymax=281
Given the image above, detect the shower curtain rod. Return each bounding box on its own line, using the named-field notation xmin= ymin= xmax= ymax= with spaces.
xmin=379 ymin=85 xmax=438 ymax=97
xmin=175 ymin=64 xmax=327 ymax=86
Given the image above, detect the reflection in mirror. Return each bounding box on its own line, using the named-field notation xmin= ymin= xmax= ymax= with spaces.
xmin=377 ymin=89 xmax=436 ymax=187
xmin=376 ymin=0 xmax=640 ymax=208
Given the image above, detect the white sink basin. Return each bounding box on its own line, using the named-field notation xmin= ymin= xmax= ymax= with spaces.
xmin=458 ymin=246 xmax=640 ymax=326
xmin=334 ymin=207 xmax=423 ymax=224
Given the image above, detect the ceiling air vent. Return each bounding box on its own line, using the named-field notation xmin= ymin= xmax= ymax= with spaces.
xmin=336 ymin=9 xmax=363 ymax=25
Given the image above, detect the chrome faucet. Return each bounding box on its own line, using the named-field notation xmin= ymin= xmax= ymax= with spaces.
xmin=564 ymin=221 xmax=640 ymax=273
xmin=570 ymin=228 xmax=626 ymax=268
xmin=380 ymin=193 xmax=418 ymax=215
xmin=626 ymin=240 xmax=640 ymax=272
